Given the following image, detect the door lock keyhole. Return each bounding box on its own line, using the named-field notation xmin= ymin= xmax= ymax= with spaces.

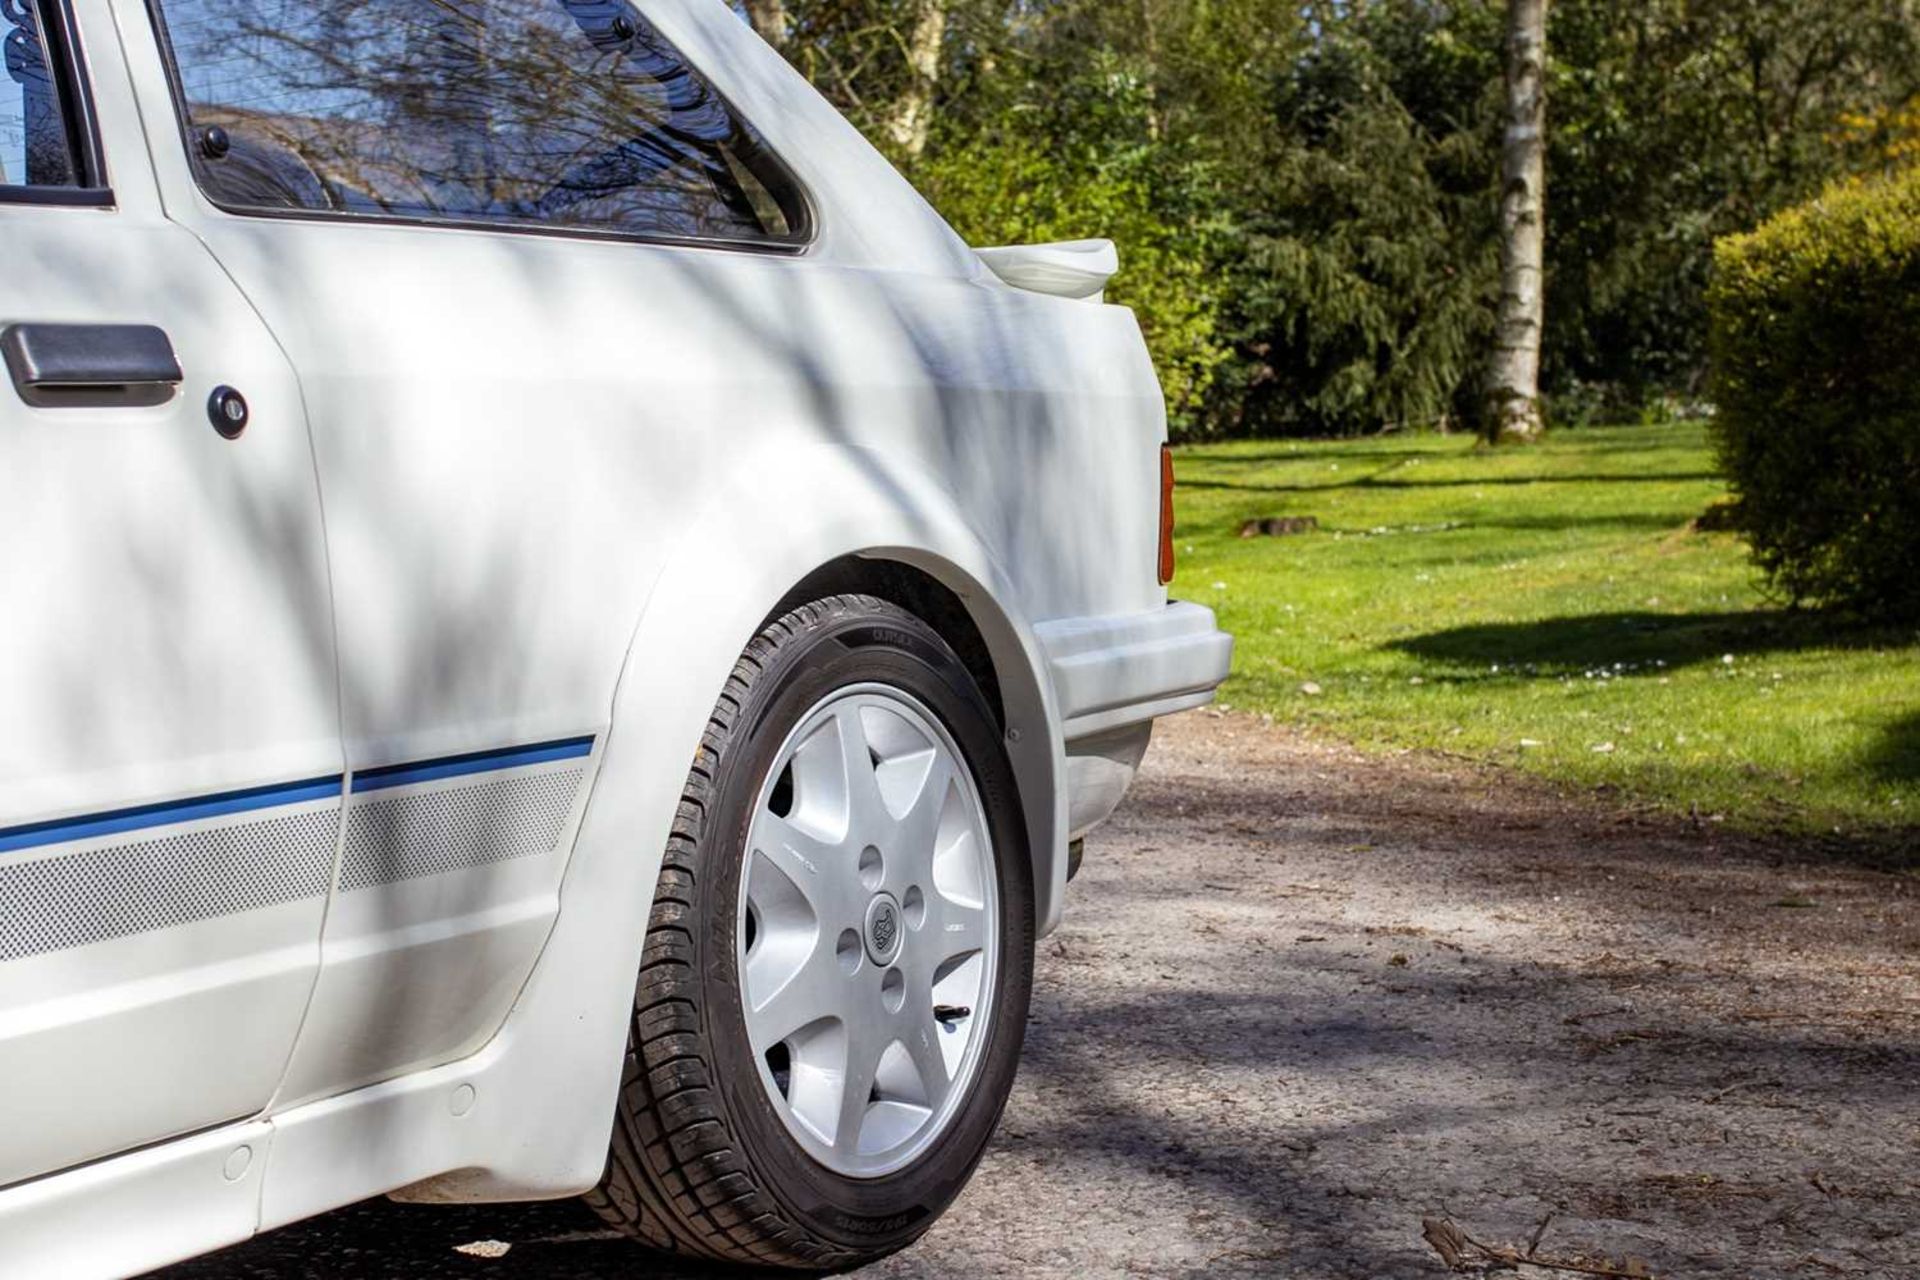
xmin=208 ymin=386 xmax=249 ymax=439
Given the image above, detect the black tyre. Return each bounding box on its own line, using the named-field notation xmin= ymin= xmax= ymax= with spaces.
xmin=586 ymin=594 xmax=1034 ymax=1271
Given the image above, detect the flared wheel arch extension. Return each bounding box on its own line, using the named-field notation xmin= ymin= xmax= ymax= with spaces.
xmin=764 ymin=558 xmax=1007 ymax=732
xmin=762 ymin=556 xmax=1066 ymax=931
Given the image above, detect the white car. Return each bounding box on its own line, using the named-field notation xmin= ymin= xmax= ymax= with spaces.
xmin=0 ymin=0 xmax=1231 ymax=1273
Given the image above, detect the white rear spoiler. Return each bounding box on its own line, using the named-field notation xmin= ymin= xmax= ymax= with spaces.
xmin=974 ymin=239 xmax=1119 ymax=302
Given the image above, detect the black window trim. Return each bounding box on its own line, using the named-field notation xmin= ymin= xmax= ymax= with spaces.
xmin=0 ymin=0 xmax=114 ymax=207
xmin=140 ymin=0 xmax=818 ymax=256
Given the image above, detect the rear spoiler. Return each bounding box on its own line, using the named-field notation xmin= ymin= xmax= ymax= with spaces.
xmin=974 ymin=239 xmax=1119 ymax=302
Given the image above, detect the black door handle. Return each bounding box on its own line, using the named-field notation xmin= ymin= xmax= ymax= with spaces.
xmin=2 ymin=323 xmax=183 ymax=407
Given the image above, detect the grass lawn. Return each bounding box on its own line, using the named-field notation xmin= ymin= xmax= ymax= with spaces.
xmin=1173 ymin=423 xmax=1920 ymax=845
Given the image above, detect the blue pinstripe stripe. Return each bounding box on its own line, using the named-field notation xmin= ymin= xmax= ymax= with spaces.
xmin=0 ymin=734 xmax=596 ymax=855
xmin=0 ymin=776 xmax=343 ymax=855
xmin=349 ymin=736 xmax=596 ymax=794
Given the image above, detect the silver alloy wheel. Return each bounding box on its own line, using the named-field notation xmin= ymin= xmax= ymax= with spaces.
xmin=738 ymin=683 xmax=1000 ymax=1180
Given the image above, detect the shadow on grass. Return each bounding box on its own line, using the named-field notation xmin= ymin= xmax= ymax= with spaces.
xmin=1180 ymin=468 xmax=1720 ymax=497
xmin=1866 ymin=712 xmax=1920 ymax=785
xmin=1180 ymin=427 xmax=1710 ymax=469
xmin=1391 ymin=609 xmax=1900 ymax=675
xmin=1182 ymin=442 xmax=1445 ymax=467
xmin=1288 ymin=512 xmax=1697 ymax=537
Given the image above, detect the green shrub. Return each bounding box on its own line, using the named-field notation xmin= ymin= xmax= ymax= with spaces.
xmin=1707 ymin=168 xmax=1920 ymax=620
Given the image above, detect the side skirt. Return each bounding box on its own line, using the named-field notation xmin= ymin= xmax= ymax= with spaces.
xmin=0 ymin=1120 xmax=273 ymax=1280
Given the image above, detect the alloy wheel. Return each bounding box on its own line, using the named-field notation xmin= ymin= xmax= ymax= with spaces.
xmin=737 ymin=684 xmax=1000 ymax=1179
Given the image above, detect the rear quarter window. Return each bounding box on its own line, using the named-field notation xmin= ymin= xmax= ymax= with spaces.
xmin=148 ymin=0 xmax=808 ymax=247
xmin=2 ymin=0 xmax=85 ymax=192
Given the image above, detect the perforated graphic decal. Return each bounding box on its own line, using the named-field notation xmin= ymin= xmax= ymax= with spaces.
xmin=339 ymin=769 xmax=584 ymax=892
xmin=0 ymin=809 xmax=337 ymax=962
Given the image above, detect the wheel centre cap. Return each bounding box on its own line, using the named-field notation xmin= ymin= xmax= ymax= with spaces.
xmin=864 ymin=892 xmax=903 ymax=966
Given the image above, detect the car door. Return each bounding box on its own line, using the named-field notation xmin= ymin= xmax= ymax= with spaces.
xmin=0 ymin=0 xmax=342 ymax=1187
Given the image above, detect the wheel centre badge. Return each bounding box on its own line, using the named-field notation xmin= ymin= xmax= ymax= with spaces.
xmin=865 ymin=892 xmax=903 ymax=963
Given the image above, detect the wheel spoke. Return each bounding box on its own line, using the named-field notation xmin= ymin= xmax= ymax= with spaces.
xmin=745 ymin=940 xmax=842 ymax=1049
xmin=783 ymin=1020 xmax=848 ymax=1146
xmin=931 ymin=821 xmax=988 ymax=912
xmin=749 ymin=812 xmax=841 ymax=917
xmin=832 ymin=704 xmax=889 ymax=835
xmin=891 ymin=750 xmax=953 ymax=876
xmin=927 ymin=947 xmax=987 ymax=1082
xmin=905 ymin=1016 xmax=953 ymax=1115
xmin=930 ymin=898 xmax=987 ymax=965
xmin=833 ymin=1026 xmax=883 ymax=1156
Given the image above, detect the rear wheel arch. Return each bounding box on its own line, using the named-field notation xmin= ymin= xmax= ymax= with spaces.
xmin=766 ymin=557 xmax=1004 ymax=728
xmin=762 ymin=553 xmax=1066 ymax=936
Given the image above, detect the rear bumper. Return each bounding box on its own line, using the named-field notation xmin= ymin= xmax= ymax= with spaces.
xmin=1035 ymin=602 xmax=1233 ymax=841
xmin=1036 ymin=601 xmax=1234 ymax=741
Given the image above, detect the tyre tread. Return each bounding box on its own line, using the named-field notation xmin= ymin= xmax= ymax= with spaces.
xmin=588 ymin=596 xmax=918 ymax=1271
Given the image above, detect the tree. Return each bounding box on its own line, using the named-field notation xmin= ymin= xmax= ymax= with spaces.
xmin=744 ymin=0 xmax=789 ymax=51
xmin=886 ymin=0 xmax=948 ymax=158
xmin=1222 ymin=0 xmax=1500 ymax=438
xmin=747 ymin=0 xmax=1917 ymax=440
xmin=1485 ymin=0 xmax=1548 ymax=443
xmin=1542 ymin=0 xmax=1920 ymax=413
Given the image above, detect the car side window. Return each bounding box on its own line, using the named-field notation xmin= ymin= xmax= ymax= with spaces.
xmin=149 ymin=0 xmax=807 ymax=246
xmin=2 ymin=0 xmax=81 ymax=190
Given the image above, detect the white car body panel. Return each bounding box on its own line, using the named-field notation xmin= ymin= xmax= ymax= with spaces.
xmin=0 ymin=1121 xmax=273 ymax=1280
xmin=0 ymin=0 xmax=1233 ymax=1273
xmin=0 ymin=23 xmax=342 ymax=1191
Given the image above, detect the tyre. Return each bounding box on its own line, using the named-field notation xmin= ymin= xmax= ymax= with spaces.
xmin=587 ymin=594 xmax=1035 ymax=1271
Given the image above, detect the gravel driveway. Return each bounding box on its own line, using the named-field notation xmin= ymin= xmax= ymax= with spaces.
xmin=159 ymin=710 xmax=1919 ymax=1280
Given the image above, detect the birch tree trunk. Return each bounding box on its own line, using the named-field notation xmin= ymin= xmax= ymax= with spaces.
xmin=1139 ymin=0 xmax=1164 ymax=142
xmin=886 ymin=0 xmax=948 ymax=159
xmin=1484 ymin=0 xmax=1548 ymax=443
xmin=744 ymin=0 xmax=789 ymax=52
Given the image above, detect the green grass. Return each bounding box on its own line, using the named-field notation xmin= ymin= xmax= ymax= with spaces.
xmin=1174 ymin=423 xmax=1920 ymax=841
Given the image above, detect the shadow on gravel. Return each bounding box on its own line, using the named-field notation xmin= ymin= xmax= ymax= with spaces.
xmin=1006 ymin=946 xmax=1920 ymax=1278
xmin=1126 ymin=711 xmax=1920 ymax=873
xmin=155 ymin=1196 xmax=753 ymax=1279
xmin=153 ymin=922 xmax=1920 ymax=1280
xmin=153 ymin=715 xmax=1920 ymax=1280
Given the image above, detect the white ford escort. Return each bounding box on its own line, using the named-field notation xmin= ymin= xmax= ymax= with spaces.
xmin=0 ymin=0 xmax=1231 ymax=1272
